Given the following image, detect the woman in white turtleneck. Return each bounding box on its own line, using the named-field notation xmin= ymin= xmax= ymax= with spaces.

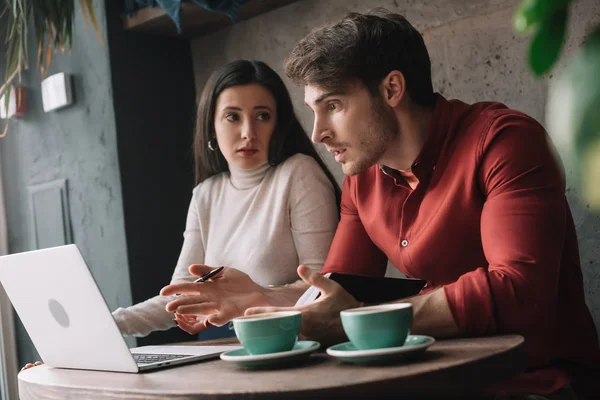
xmin=111 ymin=60 xmax=340 ymax=338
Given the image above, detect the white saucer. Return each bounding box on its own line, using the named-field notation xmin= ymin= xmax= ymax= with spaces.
xmin=220 ymin=340 xmax=320 ymax=368
xmin=326 ymin=335 xmax=435 ymax=365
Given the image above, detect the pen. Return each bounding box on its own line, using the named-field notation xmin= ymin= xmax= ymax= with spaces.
xmin=193 ymin=266 xmax=224 ymax=283
xmin=174 ymin=266 xmax=224 ymax=296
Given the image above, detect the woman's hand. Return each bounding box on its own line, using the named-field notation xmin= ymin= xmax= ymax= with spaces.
xmin=21 ymin=361 xmax=43 ymax=371
xmin=174 ymin=313 xmax=212 ymax=335
xmin=161 ymin=265 xmax=273 ymax=327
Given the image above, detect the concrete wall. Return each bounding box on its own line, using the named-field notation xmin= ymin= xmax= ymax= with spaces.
xmin=0 ymin=3 xmax=132 ymax=364
xmin=190 ymin=0 xmax=600 ymax=334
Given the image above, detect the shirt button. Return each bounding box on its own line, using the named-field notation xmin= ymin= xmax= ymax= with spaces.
xmin=401 ymin=239 xmax=409 ymax=247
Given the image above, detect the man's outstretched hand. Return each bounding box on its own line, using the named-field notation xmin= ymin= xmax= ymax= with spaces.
xmin=246 ymin=265 xmax=360 ymax=346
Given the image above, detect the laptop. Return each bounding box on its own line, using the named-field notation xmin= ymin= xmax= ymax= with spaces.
xmin=0 ymin=244 xmax=241 ymax=372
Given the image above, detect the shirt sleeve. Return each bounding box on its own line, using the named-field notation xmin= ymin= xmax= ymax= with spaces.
xmin=112 ymin=191 xmax=206 ymax=337
xmin=322 ymin=176 xmax=388 ymax=277
xmin=288 ymin=157 xmax=339 ymax=272
xmin=443 ymin=114 xmax=566 ymax=336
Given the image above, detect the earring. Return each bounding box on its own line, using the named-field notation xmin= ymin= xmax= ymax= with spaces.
xmin=208 ymin=138 xmax=218 ymax=152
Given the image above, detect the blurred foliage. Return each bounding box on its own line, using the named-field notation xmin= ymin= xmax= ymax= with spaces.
xmin=515 ymin=0 xmax=600 ymax=210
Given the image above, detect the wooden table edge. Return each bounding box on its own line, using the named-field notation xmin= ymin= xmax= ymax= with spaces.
xmin=18 ymin=335 xmax=527 ymax=399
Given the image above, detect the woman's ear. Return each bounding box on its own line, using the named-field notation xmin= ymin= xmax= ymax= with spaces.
xmin=380 ymin=70 xmax=406 ymax=108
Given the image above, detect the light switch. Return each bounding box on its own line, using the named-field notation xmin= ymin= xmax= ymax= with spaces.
xmin=41 ymin=73 xmax=73 ymax=112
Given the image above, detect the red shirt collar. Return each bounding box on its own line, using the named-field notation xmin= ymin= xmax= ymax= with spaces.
xmin=380 ymin=93 xmax=451 ymax=181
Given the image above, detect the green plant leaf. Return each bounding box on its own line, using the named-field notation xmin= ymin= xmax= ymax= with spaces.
xmin=81 ymin=0 xmax=104 ymax=46
xmin=547 ymin=26 xmax=600 ymax=210
xmin=528 ymin=6 xmax=568 ymax=76
xmin=514 ymin=0 xmax=571 ymax=34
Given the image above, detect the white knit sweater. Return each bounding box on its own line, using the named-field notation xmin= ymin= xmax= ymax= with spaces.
xmin=112 ymin=154 xmax=339 ymax=337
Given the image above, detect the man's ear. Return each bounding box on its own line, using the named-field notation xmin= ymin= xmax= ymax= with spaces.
xmin=380 ymin=70 xmax=406 ymax=108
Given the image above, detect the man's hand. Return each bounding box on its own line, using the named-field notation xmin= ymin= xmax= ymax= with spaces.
xmin=246 ymin=265 xmax=360 ymax=346
xmin=161 ymin=265 xmax=272 ymax=327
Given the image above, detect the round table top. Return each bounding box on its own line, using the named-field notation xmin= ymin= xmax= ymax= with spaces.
xmin=18 ymin=335 xmax=525 ymax=399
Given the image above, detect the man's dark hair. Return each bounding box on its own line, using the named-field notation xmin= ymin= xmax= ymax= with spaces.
xmin=285 ymin=8 xmax=435 ymax=107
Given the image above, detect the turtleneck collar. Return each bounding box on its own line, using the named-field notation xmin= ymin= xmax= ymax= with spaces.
xmin=228 ymin=162 xmax=271 ymax=189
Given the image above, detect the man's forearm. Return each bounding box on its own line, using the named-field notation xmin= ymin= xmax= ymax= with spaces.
xmin=398 ymin=288 xmax=460 ymax=338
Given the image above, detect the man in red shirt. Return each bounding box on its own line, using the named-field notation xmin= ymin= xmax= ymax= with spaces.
xmin=163 ymin=9 xmax=599 ymax=398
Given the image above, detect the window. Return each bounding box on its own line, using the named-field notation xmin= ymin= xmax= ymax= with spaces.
xmin=0 ymin=156 xmax=18 ymax=400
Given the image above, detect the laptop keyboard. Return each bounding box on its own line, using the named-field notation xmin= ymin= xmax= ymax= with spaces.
xmin=133 ymin=353 xmax=190 ymax=365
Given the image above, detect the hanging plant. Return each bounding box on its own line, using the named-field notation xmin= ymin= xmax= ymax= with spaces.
xmin=1 ymin=0 xmax=102 ymax=137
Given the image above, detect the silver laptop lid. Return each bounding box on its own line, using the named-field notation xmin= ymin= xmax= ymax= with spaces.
xmin=0 ymin=245 xmax=139 ymax=372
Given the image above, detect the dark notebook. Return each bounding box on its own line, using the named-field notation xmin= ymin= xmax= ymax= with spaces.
xmin=295 ymin=273 xmax=427 ymax=306
xmin=329 ymin=273 xmax=426 ymax=303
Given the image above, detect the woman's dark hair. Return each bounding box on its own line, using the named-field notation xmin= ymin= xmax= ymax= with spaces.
xmin=193 ymin=59 xmax=341 ymax=206
xmin=285 ymin=9 xmax=435 ymax=107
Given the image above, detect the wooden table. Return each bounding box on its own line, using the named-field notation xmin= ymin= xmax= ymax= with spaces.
xmin=18 ymin=335 xmax=526 ymax=399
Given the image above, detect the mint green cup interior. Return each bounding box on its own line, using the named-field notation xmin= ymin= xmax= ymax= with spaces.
xmin=232 ymin=311 xmax=301 ymax=355
xmin=340 ymin=303 xmax=413 ymax=350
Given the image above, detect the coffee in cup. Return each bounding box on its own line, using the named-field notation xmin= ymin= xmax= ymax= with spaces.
xmin=231 ymin=311 xmax=301 ymax=355
xmin=340 ymin=303 xmax=413 ymax=350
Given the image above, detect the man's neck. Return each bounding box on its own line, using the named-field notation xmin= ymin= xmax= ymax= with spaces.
xmin=379 ymin=103 xmax=433 ymax=171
